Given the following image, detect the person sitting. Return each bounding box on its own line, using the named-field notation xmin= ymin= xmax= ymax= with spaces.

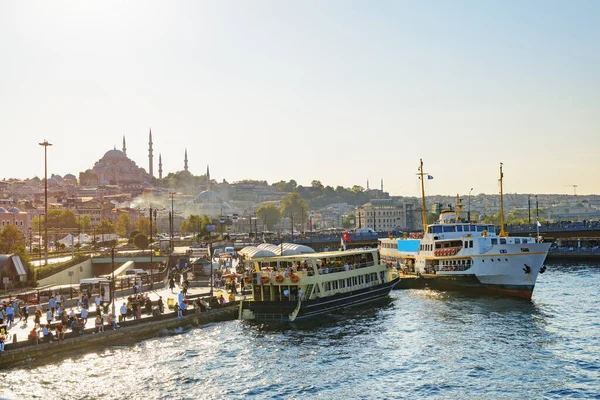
xmin=28 ymin=327 xmax=39 ymax=345
xmin=218 ymin=294 xmax=226 ymax=306
xmin=55 ymin=322 xmax=66 ymax=341
xmin=95 ymin=315 xmax=104 ymax=333
xmin=42 ymin=324 xmax=54 ymax=342
xmin=106 ymin=313 xmax=119 ymax=330
xmin=70 ymin=319 xmax=82 ymax=336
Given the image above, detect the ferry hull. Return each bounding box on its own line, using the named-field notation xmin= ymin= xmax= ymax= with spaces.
xmin=242 ymin=278 xmax=400 ymax=322
xmin=419 ymin=274 xmax=535 ymax=299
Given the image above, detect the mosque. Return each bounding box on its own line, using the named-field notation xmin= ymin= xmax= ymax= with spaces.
xmin=91 ymin=130 xmax=163 ymax=186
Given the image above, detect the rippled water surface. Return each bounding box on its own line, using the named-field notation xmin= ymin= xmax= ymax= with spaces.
xmin=2 ymin=263 xmax=599 ymax=399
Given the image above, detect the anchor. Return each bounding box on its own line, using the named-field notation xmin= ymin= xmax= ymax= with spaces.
xmin=523 ymin=264 xmax=531 ymax=274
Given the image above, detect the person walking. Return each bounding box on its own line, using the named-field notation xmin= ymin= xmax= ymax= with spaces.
xmin=5 ymin=304 xmax=14 ymax=329
xmin=80 ymin=306 xmax=89 ymax=326
xmin=157 ymin=297 xmax=164 ymax=314
xmin=21 ymin=303 xmax=29 ymax=323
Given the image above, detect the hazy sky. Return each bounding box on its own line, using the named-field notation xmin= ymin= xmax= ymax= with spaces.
xmin=1 ymin=1 xmax=598 ymax=196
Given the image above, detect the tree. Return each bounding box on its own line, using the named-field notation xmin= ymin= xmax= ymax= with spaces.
xmin=180 ymin=215 xmax=201 ymax=235
xmin=311 ymin=180 xmax=323 ymax=188
xmin=342 ymin=214 xmax=355 ymax=229
xmin=201 ymin=215 xmax=212 ymax=231
xmin=115 ymin=213 xmax=132 ymax=237
xmin=256 ymin=204 xmax=281 ymax=230
xmin=136 ymin=216 xmax=151 ymax=236
xmin=133 ymin=233 xmax=149 ymax=249
xmin=79 ymin=169 xmax=98 ymax=185
xmin=98 ymin=219 xmax=115 ymax=234
xmin=0 ymin=225 xmax=25 ymax=253
xmin=280 ymin=193 xmax=308 ymax=229
xmin=77 ymin=215 xmax=92 ymax=233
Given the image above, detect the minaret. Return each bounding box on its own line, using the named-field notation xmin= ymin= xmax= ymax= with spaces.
xmin=367 ymin=179 xmax=370 ymax=190
xmin=158 ymin=153 xmax=163 ymax=180
xmin=184 ymin=148 xmax=189 ymax=172
xmin=122 ymin=135 xmax=127 ymax=156
xmin=381 ymin=179 xmax=383 ymax=192
xmin=148 ymin=128 xmax=154 ymax=178
xmin=206 ymin=165 xmax=211 ymax=190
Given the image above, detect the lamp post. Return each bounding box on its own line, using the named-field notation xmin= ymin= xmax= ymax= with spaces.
xmin=29 ymin=228 xmax=32 ymax=255
xmin=528 ymin=194 xmax=531 ymax=224
xmin=209 ymin=243 xmax=213 ymax=298
xmin=468 ymin=188 xmax=473 ymax=223
xmin=535 ymin=195 xmax=539 ymax=219
xmin=111 ymin=246 xmax=116 ymax=316
xmin=39 ymin=139 xmax=52 ymax=265
xmin=169 ymin=192 xmax=175 ymax=254
xmin=149 ymin=206 xmax=154 ymax=289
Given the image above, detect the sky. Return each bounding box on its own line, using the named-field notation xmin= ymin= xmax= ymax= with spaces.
xmin=0 ymin=1 xmax=598 ymax=197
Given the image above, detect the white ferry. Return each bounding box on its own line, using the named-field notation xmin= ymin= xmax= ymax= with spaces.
xmin=239 ymin=248 xmax=400 ymax=322
xmin=379 ymin=161 xmax=550 ymax=299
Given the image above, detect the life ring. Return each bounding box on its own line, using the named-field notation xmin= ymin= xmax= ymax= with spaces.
xmin=260 ymin=275 xmax=270 ymax=284
xmin=244 ymin=276 xmax=252 ymax=284
xmin=290 ymin=273 xmax=299 ymax=283
xmin=452 ymin=248 xmax=457 ymax=255
xmin=275 ymin=275 xmax=284 ymax=283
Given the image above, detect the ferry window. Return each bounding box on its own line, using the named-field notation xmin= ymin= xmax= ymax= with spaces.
xmin=488 ymin=225 xmax=495 ymax=234
xmin=347 ymin=278 xmax=351 ymax=287
xmin=500 ymin=238 xmax=506 ymax=245
xmin=514 ymin=238 xmax=521 ymax=244
xmin=353 ymin=277 xmax=358 ymax=286
xmin=456 ymin=225 xmax=463 ymax=232
xmin=433 ymin=226 xmax=443 ymax=233
xmin=469 ymin=225 xmax=476 ymax=231
xmin=476 ymin=225 xmax=486 ymax=232
xmin=365 ymin=274 xmax=370 ymax=283
xmin=491 ymin=238 xmax=498 ymax=245
xmin=427 ymin=227 xmax=433 ymax=233
xmin=443 ymin=226 xmax=454 ymax=233
xmin=470 ymin=240 xmax=473 ymax=248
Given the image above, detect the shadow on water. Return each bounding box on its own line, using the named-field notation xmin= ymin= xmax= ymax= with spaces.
xmin=242 ymin=297 xmax=395 ymax=340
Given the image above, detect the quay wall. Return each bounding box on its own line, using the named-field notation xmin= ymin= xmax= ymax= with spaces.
xmin=37 ymin=258 xmax=94 ymax=287
xmin=0 ymin=305 xmax=239 ymax=370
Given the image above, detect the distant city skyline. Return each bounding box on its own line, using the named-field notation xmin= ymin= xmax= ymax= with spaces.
xmin=1 ymin=1 xmax=598 ymax=196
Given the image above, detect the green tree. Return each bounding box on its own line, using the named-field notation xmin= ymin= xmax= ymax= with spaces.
xmin=136 ymin=216 xmax=151 ymax=236
xmin=79 ymin=169 xmax=98 ymax=185
xmin=281 ymin=193 xmax=308 ymax=229
xmin=426 ymin=212 xmax=440 ymax=225
xmin=115 ymin=213 xmax=132 ymax=237
xmin=201 ymin=215 xmax=212 ymax=231
xmin=180 ymin=215 xmax=201 ymax=235
xmin=342 ymin=214 xmax=355 ymax=229
xmin=98 ymin=219 xmax=115 ymax=234
xmin=133 ymin=233 xmax=149 ymax=249
xmin=256 ymin=204 xmax=281 ymax=230
xmin=77 ymin=215 xmax=92 ymax=233
xmin=0 ymin=225 xmax=25 ymax=253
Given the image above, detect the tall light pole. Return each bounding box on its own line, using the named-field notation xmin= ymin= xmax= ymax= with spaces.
xmin=169 ymin=192 xmax=175 ymax=254
xmin=528 ymin=194 xmax=531 ymax=224
xmin=149 ymin=206 xmax=154 ymax=289
xmin=111 ymin=247 xmax=116 ymax=316
xmin=468 ymin=188 xmax=473 ymax=223
xmin=39 ymin=139 xmax=52 ymax=265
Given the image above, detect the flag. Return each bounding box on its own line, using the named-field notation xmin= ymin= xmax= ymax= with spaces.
xmin=340 ymin=236 xmax=345 ymax=250
xmin=537 ymin=221 xmax=541 ymax=227
xmin=342 ymin=231 xmax=351 ymax=243
xmin=427 ymin=175 xmax=434 ymax=180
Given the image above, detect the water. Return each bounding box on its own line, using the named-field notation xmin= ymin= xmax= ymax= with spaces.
xmin=2 ymin=263 xmax=599 ymax=399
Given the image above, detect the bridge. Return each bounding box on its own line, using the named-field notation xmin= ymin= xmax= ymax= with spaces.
xmin=504 ymin=221 xmax=600 ymax=239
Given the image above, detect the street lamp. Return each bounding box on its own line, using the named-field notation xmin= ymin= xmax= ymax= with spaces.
xmin=169 ymin=192 xmax=175 ymax=254
xmin=111 ymin=246 xmax=116 ymax=316
xmin=149 ymin=206 xmax=154 ymax=289
xmin=468 ymin=188 xmax=473 ymax=222
xmin=39 ymin=139 xmax=52 ymax=265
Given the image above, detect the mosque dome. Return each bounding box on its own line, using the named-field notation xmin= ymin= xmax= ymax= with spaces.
xmin=103 ymin=149 xmax=127 ymax=159
xmin=64 ymin=173 xmax=76 ymax=180
xmin=0 ymin=207 xmax=7 ymax=213
xmin=47 ymin=178 xmax=59 ymax=186
xmin=7 ymin=207 xmax=20 ymax=213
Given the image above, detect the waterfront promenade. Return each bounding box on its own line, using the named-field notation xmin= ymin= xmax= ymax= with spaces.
xmin=0 ymin=281 xmax=243 ymax=356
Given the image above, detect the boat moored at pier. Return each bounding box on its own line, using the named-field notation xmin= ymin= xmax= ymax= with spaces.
xmin=239 ymin=248 xmax=400 ymax=322
xmin=379 ymin=160 xmax=551 ymax=299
